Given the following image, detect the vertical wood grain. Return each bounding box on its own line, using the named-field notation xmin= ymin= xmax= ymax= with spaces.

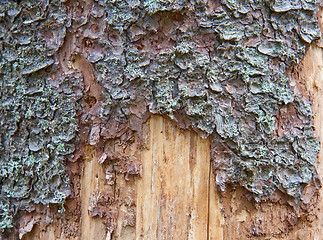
xmin=136 ymin=116 xmax=219 ymax=239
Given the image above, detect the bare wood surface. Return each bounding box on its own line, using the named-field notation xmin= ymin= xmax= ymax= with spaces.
xmin=303 ymin=44 xmax=323 ymax=239
xmin=136 ymin=116 xmax=212 ymax=239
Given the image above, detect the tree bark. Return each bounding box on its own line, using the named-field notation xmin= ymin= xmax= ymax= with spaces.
xmin=1 ymin=1 xmax=323 ymax=239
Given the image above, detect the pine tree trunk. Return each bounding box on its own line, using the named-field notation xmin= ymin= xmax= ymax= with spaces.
xmin=1 ymin=1 xmax=323 ymax=239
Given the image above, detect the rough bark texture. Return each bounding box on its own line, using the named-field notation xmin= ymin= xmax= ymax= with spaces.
xmin=1 ymin=0 xmax=323 ymax=239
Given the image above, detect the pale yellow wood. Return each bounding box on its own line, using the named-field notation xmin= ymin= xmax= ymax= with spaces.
xmin=305 ymin=17 xmax=323 ymax=240
xmin=136 ymin=116 xmax=217 ymax=239
xmin=301 ymin=44 xmax=323 ymax=239
xmin=80 ymin=146 xmax=107 ymax=240
xmin=208 ymin=172 xmax=224 ymax=240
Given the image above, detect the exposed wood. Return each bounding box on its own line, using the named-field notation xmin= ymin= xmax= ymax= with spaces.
xmin=303 ymin=44 xmax=323 ymax=240
xmin=23 ymin=116 xmax=224 ymax=239
xmin=136 ymin=116 xmax=211 ymax=239
xmin=208 ymin=171 xmax=224 ymax=240
xmin=80 ymin=146 xmax=106 ymax=240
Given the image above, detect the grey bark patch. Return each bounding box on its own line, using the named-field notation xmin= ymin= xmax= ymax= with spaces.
xmin=0 ymin=0 xmax=77 ymax=231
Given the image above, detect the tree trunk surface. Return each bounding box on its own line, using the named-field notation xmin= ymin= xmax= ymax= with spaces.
xmin=1 ymin=1 xmax=323 ymax=240
xmin=23 ymin=41 xmax=323 ymax=239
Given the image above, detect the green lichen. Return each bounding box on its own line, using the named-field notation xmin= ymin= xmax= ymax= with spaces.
xmin=0 ymin=0 xmax=79 ymax=231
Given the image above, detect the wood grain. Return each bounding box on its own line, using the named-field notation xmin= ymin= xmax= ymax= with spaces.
xmin=136 ymin=116 xmax=217 ymax=239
